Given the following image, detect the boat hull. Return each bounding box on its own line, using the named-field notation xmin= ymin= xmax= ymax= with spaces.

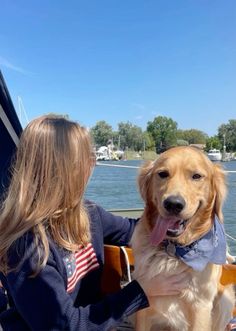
xmin=208 ymin=154 xmax=222 ymax=161
xmin=207 ymin=150 xmax=222 ymax=161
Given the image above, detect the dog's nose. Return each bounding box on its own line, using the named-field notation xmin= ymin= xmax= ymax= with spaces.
xmin=163 ymin=195 xmax=186 ymax=215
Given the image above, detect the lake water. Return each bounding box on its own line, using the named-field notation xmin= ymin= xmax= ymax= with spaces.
xmin=85 ymin=160 xmax=236 ymax=255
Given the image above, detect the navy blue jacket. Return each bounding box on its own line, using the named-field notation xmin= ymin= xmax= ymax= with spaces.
xmin=0 ymin=288 xmax=7 ymax=313
xmin=0 ymin=201 xmax=149 ymax=330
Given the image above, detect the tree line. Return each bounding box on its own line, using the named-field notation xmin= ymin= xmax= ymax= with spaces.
xmin=90 ymin=116 xmax=236 ymax=153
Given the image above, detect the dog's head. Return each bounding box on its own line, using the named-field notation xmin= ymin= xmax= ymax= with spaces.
xmin=138 ymin=146 xmax=226 ymax=246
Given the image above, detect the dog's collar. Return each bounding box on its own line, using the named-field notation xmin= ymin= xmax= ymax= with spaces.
xmin=162 ymin=218 xmax=226 ymax=271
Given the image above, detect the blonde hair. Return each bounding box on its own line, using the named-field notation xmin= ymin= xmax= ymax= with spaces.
xmin=0 ymin=114 xmax=95 ymax=274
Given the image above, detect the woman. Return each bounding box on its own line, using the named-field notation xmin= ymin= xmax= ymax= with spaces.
xmin=0 ymin=115 xmax=190 ymax=331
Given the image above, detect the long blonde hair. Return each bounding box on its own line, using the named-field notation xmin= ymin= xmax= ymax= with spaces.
xmin=0 ymin=114 xmax=95 ymax=274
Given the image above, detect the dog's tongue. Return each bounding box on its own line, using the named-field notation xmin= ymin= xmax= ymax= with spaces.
xmin=150 ymin=216 xmax=176 ymax=246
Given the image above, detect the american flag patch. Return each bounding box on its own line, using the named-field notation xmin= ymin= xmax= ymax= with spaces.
xmin=63 ymin=243 xmax=99 ymax=293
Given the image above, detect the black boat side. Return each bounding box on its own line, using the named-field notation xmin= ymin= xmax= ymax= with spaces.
xmin=0 ymin=71 xmax=22 ymax=197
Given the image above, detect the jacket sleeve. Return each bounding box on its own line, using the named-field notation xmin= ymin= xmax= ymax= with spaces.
xmin=2 ymin=253 xmax=148 ymax=331
xmin=0 ymin=286 xmax=7 ymax=313
xmin=93 ymin=203 xmax=139 ymax=246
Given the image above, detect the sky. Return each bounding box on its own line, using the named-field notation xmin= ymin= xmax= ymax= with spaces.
xmin=0 ymin=0 xmax=235 ymax=136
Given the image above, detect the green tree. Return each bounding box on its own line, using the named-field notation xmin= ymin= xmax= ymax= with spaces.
xmin=147 ymin=116 xmax=178 ymax=152
xmin=111 ymin=131 xmax=119 ymax=149
xmin=90 ymin=121 xmax=113 ymax=147
xmin=176 ymin=139 xmax=189 ymax=146
xmin=118 ymin=122 xmax=143 ymax=151
xmin=47 ymin=113 xmax=69 ymax=119
xmin=218 ymin=120 xmax=236 ymax=152
xmin=142 ymin=131 xmax=156 ymax=151
xmin=177 ymin=129 xmax=208 ymax=144
xmin=205 ymin=136 xmax=222 ymax=151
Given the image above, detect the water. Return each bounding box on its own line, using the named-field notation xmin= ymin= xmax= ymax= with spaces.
xmin=85 ymin=160 xmax=236 ymax=255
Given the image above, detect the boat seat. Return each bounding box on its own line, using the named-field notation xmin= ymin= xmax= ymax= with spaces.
xmin=101 ymin=245 xmax=134 ymax=296
xmin=101 ymin=244 xmax=236 ymax=314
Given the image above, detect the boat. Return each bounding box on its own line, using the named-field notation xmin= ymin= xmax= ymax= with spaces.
xmin=1 ymin=71 xmax=236 ymax=319
xmin=95 ymin=146 xmax=123 ymax=161
xmin=0 ymin=71 xmax=22 ymax=197
xmin=207 ymin=149 xmax=222 ymax=161
xmin=96 ymin=146 xmax=111 ymax=161
xmin=222 ymin=152 xmax=235 ymax=162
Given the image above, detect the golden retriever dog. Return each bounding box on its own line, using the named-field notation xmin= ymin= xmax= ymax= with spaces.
xmin=131 ymin=146 xmax=234 ymax=331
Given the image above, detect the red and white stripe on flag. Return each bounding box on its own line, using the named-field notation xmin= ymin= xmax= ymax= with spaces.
xmin=63 ymin=243 xmax=99 ymax=293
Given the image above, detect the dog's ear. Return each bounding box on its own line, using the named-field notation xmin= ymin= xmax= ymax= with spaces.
xmin=138 ymin=161 xmax=154 ymax=203
xmin=213 ymin=163 xmax=227 ymax=222
xmin=138 ymin=160 xmax=159 ymax=224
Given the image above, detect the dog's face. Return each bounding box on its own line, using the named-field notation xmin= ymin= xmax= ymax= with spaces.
xmin=139 ymin=146 xmax=226 ymax=246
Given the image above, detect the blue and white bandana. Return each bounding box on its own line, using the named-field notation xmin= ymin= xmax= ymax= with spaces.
xmin=163 ymin=218 xmax=226 ymax=271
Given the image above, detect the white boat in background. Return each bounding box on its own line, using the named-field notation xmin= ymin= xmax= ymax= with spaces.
xmin=96 ymin=146 xmax=111 ymax=161
xmin=207 ymin=149 xmax=222 ymax=161
xmin=96 ymin=146 xmax=124 ymax=161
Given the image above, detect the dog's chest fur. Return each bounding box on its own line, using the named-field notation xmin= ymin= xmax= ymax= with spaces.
xmin=131 ymin=220 xmax=221 ymax=331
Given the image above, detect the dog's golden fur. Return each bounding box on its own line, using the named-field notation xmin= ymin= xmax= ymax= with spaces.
xmin=131 ymin=146 xmax=234 ymax=331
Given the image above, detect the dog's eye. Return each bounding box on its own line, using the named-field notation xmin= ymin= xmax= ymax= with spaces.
xmin=158 ymin=171 xmax=169 ymax=178
xmin=192 ymin=173 xmax=202 ymax=180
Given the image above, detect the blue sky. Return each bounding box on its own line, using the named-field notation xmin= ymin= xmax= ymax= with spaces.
xmin=0 ymin=0 xmax=235 ymax=136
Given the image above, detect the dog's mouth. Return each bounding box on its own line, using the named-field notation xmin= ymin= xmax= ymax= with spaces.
xmin=167 ymin=219 xmax=188 ymax=237
xmin=150 ymin=201 xmax=202 ymax=246
xmin=150 ymin=216 xmax=189 ymax=246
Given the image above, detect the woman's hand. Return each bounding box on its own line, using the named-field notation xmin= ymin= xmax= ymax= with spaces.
xmin=226 ymin=317 xmax=236 ymax=330
xmin=138 ymin=265 xmax=191 ymax=297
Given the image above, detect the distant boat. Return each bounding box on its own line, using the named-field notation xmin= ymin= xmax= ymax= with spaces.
xmin=95 ymin=146 xmax=124 ymax=161
xmin=96 ymin=146 xmax=111 ymax=161
xmin=207 ymin=149 xmax=222 ymax=161
xmin=222 ymin=153 xmax=233 ymax=162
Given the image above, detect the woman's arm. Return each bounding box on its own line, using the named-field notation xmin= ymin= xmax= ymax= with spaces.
xmin=87 ymin=202 xmax=139 ymax=246
xmin=0 ymin=282 xmax=7 ymax=313
xmin=1 ymin=259 xmax=148 ymax=331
